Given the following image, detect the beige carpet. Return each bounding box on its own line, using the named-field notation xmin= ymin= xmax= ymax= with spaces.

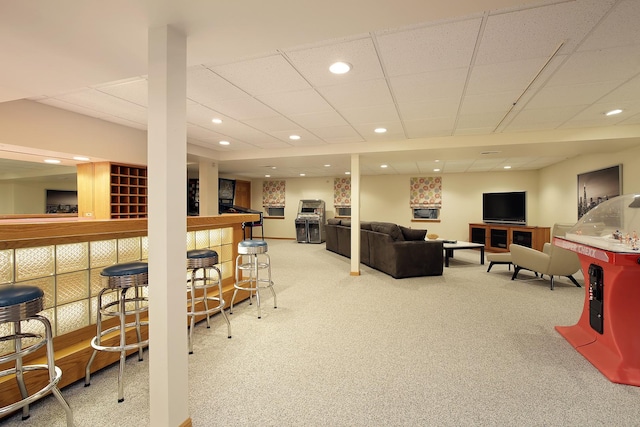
xmin=3 ymin=239 xmax=640 ymax=426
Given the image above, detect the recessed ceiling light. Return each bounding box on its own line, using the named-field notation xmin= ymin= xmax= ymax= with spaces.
xmin=504 ymin=166 xmax=512 ymax=169
xmin=433 ymin=168 xmax=441 ymax=172
xmin=265 ymin=174 xmax=271 ymax=178
xmin=271 ymin=166 xmax=277 ymax=170
xmin=481 ymin=151 xmax=501 ymax=155
xmin=329 ymin=62 xmax=351 ymax=74
xmin=299 ymin=173 xmax=306 ymax=177
xmin=212 ymin=118 xmax=223 ymax=124
xmin=289 ymin=135 xmax=301 ymax=140
xmin=44 ymin=159 xmax=61 ymax=164
xmin=606 ymin=109 xmax=623 ymax=116
xmin=345 ymin=171 xmax=351 ymax=175
xmin=219 ymin=140 xmax=230 ymax=145
xmin=435 ymin=159 xmax=440 ymax=162
xmin=73 ymin=156 xmax=90 ymax=161
xmin=374 ymin=128 xmax=387 ymax=134
xmin=380 ymin=164 xmax=388 ymax=168
xmin=324 ymin=164 xmax=331 ymax=167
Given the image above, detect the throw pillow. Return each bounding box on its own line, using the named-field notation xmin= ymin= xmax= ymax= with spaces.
xmin=399 ymin=225 xmax=427 ymax=241
xmin=371 ymin=222 xmax=404 ymax=241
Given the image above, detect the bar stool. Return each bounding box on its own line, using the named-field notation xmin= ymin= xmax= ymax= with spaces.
xmin=0 ymin=284 xmax=74 ymax=425
xmin=230 ymin=240 xmax=277 ymax=319
xmin=187 ymin=249 xmax=231 ymax=354
xmin=85 ymin=261 xmax=149 ymax=403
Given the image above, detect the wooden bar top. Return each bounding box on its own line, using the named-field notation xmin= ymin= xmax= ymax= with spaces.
xmin=0 ymin=214 xmax=259 ymax=250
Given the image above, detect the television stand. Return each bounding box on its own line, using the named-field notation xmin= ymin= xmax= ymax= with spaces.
xmin=468 ymin=223 xmax=550 ymax=252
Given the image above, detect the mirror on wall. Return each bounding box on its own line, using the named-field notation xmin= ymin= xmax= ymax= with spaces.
xmin=0 ymin=158 xmax=77 ymax=215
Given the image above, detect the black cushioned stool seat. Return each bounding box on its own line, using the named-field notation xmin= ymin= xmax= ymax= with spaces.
xmin=85 ymin=261 xmax=149 ymax=403
xmin=230 ymin=240 xmax=277 ymax=319
xmin=186 ymin=249 xmax=231 ymax=354
xmin=0 ymin=285 xmax=74 ymax=425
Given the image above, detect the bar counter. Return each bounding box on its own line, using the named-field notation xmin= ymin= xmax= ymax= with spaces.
xmin=0 ymin=214 xmax=258 ymax=410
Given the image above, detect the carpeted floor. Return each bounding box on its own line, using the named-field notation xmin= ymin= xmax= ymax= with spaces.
xmin=2 ymin=239 xmax=640 ymax=426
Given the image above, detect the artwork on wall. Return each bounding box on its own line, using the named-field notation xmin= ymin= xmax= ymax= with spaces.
xmin=577 ymin=165 xmax=622 ymax=219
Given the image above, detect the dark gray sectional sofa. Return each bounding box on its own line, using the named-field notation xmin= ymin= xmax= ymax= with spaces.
xmin=324 ymin=219 xmax=443 ymax=278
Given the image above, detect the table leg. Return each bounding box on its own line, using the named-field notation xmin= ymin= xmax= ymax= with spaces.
xmin=480 ymin=247 xmax=485 ymax=265
xmin=444 ymin=249 xmax=452 ymax=267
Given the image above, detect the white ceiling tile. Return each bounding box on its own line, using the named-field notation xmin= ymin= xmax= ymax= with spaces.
xmin=526 ymin=81 xmax=625 ymax=109
xmin=211 ymin=54 xmax=311 ymax=95
xmin=284 ymin=36 xmax=384 ymax=87
xmin=397 ymin=98 xmax=460 ymax=121
xmin=95 ymin=77 xmax=148 ymax=107
xmin=547 ymin=46 xmax=640 ymax=87
xmin=455 ymin=111 xmax=505 ymax=131
xmin=312 ymin=126 xmax=363 ymax=143
xmin=188 ymin=66 xmax=249 ymax=103
xmin=503 ymin=105 xmax=586 ymax=131
xmin=578 ymin=0 xmax=640 ymax=51
xmin=339 ymin=104 xmax=400 ymax=125
xmin=214 ymin=97 xmax=277 ymax=121
xmin=54 ymin=89 xmax=147 ymax=123
xmin=376 ymin=18 xmax=482 ymax=76
xmin=459 ymin=91 xmax=519 ymax=115
xmin=599 ymin=77 xmax=640 ymax=104
xmin=256 ymin=89 xmax=334 ymax=116
xmin=390 ymin=68 xmax=467 ymax=103
xmin=289 ymin=110 xmax=348 ymax=129
xmin=242 ymin=115 xmax=300 ymax=133
xmin=476 ymin=1 xmax=613 ymax=64
xmin=404 ymin=117 xmax=456 ymax=138
xmin=317 ymin=78 xmax=393 ymax=110
xmin=466 ymin=59 xmax=550 ymax=95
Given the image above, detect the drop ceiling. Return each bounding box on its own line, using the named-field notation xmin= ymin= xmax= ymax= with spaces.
xmin=2 ymin=0 xmax=640 ymax=179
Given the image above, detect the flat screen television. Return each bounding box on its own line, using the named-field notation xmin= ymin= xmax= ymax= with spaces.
xmin=482 ymin=191 xmax=526 ymax=225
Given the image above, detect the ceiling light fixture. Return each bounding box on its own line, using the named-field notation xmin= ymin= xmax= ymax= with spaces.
xmin=289 ymin=135 xmax=301 ymax=140
xmin=374 ymin=128 xmax=387 ymax=134
xmin=324 ymin=164 xmax=331 ymax=167
xmin=265 ymin=174 xmax=271 ymax=178
xmin=299 ymin=173 xmax=306 ymax=177
xmin=329 ymin=62 xmax=351 ymax=74
xmin=212 ymin=118 xmax=223 ymax=124
xmin=606 ymin=109 xmax=623 ymax=116
xmin=44 ymin=159 xmax=61 ymax=164
xmin=380 ymin=164 xmax=388 ymax=168
xmin=73 ymin=156 xmax=90 ymax=161
xmin=345 ymin=171 xmax=351 ymax=175
xmin=504 ymin=166 xmax=512 ymax=169
xmin=433 ymin=168 xmax=441 ymax=172
xmin=219 ymin=140 xmax=230 ymax=145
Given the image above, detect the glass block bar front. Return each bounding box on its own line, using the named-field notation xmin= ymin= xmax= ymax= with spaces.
xmin=0 ymin=226 xmax=234 ymax=355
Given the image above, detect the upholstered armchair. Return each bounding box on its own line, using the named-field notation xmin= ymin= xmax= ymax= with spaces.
xmin=510 ymin=224 xmax=581 ymax=290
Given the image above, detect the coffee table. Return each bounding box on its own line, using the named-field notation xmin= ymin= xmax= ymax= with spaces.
xmin=442 ymin=241 xmax=485 ymax=267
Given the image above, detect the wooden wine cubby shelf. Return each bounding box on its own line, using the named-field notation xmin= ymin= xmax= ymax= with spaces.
xmin=78 ymin=162 xmax=148 ymax=219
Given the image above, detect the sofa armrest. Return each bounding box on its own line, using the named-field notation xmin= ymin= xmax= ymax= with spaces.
xmin=369 ymin=236 xmax=443 ymax=278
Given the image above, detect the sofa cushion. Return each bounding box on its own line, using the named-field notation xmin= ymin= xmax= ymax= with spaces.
xmin=340 ymin=220 xmax=351 ymax=228
xmin=371 ymin=222 xmax=404 ymax=241
xmin=327 ymin=218 xmax=341 ymax=225
xmin=399 ymin=226 xmax=427 ymax=241
xmin=360 ymin=221 xmax=372 ymax=230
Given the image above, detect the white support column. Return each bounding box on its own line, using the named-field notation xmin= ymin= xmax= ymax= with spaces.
xmin=199 ymin=160 xmax=219 ymax=215
xmin=147 ymin=26 xmax=190 ymax=427
xmin=350 ymin=154 xmax=361 ymax=276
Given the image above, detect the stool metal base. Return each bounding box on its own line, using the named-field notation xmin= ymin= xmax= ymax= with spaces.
xmin=230 ymin=252 xmax=277 ymax=319
xmin=0 ymin=315 xmax=74 ymax=426
xmin=85 ymin=284 xmax=148 ymax=403
xmin=187 ymin=264 xmax=231 ymax=354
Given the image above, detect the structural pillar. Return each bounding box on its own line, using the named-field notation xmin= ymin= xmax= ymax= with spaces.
xmin=147 ymin=25 xmax=190 ymax=427
xmin=350 ymin=154 xmax=360 ymax=276
xmin=199 ymin=160 xmax=219 ymax=215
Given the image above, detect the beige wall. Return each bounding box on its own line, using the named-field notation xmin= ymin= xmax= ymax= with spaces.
xmin=252 ymin=170 xmax=541 ymax=241
xmin=0 ymin=100 xmax=147 ymax=165
xmin=1 ymin=180 xmax=78 ymax=214
xmin=538 ymin=143 xmax=640 ymax=226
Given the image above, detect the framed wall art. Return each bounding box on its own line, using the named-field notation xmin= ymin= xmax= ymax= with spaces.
xmin=577 ymin=165 xmax=622 ymax=219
